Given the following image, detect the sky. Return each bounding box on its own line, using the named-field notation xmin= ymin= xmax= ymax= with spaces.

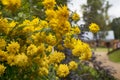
xmin=68 ymin=0 xmax=120 ymax=22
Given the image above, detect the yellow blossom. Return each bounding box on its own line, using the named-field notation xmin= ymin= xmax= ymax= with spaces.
xmin=79 ymin=44 xmax=92 ymax=61
xmin=39 ymin=56 xmax=49 ymax=68
xmin=0 ymin=50 xmax=8 ymax=61
xmin=72 ymin=12 xmax=80 ymax=21
xmin=58 ymin=20 xmax=71 ymax=34
xmin=68 ymin=61 xmax=78 ymax=70
xmin=46 ymin=45 xmax=53 ymax=52
xmin=0 ymin=64 xmax=6 ymax=76
xmin=1 ymin=0 xmax=21 ymax=11
xmin=42 ymin=0 xmax=56 ymax=9
xmin=57 ymin=64 xmax=69 ymax=77
xmin=40 ymin=20 xmax=48 ymax=28
xmin=15 ymin=53 xmax=28 ymax=67
xmin=31 ymin=18 xmax=40 ymax=26
xmin=0 ymin=38 xmax=6 ymax=49
xmin=49 ymin=19 xmax=58 ymax=31
xmin=7 ymin=54 xmax=16 ymax=66
xmin=72 ymin=39 xmax=85 ymax=56
xmin=37 ymin=43 xmax=45 ymax=54
xmin=89 ymin=23 xmax=100 ymax=33
xmin=46 ymin=33 xmax=56 ymax=46
xmin=9 ymin=21 xmax=17 ymax=28
xmin=72 ymin=26 xmax=81 ymax=34
xmin=49 ymin=51 xmax=65 ymax=64
xmin=38 ymin=67 xmax=49 ymax=76
xmin=23 ymin=26 xmax=34 ymax=34
xmin=56 ymin=5 xmax=69 ymax=21
xmin=27 ymin=44 xmax=37 ymax=56
xmin=0 ymin=18 xmax=9 ymax=34
xmin=45 ymin=9 xmax=56 ymax=21
xmin=7 ymin=41 xmax=20 ymax=54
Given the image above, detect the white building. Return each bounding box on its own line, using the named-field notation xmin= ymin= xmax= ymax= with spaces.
xmin=80 ymin=30 xmax=115 ymax=42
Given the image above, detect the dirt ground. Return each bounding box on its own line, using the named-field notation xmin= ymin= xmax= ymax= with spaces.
xmin=94 ymin=51 xmax=120 ymax=80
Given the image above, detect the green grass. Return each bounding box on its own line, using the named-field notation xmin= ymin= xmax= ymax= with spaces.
xmin=108 ymin=49 xmax=120 ymax=63
xmin=92 ymin=47 xmax=112 ymax=52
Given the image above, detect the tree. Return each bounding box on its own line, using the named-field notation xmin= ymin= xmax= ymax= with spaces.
xmin=82 ymin=0 xmax=111 ymax=31
xmin=110 ymin=17 xmax=120 ymax=39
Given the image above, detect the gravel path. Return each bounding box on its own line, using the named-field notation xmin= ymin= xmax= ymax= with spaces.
xmin=94 ymin=51 xmax=120 ymax=80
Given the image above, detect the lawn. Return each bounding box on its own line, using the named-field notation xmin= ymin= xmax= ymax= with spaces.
xmin=92 ymin=47 xmax=112 ymax=52
xmin=108 ymin=49 xmax=120 ymax=63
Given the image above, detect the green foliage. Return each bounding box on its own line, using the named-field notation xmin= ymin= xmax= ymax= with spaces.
xmin=110 ymin=17 xmax=120 ymax=39
xmin=108 ymin=49 xmax=120 ymax=63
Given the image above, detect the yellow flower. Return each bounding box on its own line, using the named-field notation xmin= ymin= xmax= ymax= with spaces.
xmin=68 ymin=61 xmax=78 ymax=70
xmin=56 ymin=5 xmax=69 ymax=21
xmin=72 ymin=12 xmax=80 ymax=21
xmin=7 ymin=54 xmax=16 ymax=66
xmin=64 ymin=37 xmax=74 ymax=49
xmin=7 ymin=41 xmax=20 ymax=54
xmin=40 ymin=20 xmax=48 ymax=28
xmin=72 ymin=26 xmax=81 ymax=34
xmin=32 ymin=32 xmax=46 ymax=45
xmin=0 ymin=50 xmax=8 ymax=61
xmin=39 ymin=56 xmax=49 ymax=68
xmin=46 ymin=45 xmax=53 ymax=52
xmin=0 ymin=18 xmax=9 ymax=34
xmin=72 ymin=39 xmax=85 ymax=57
xmin=46 ymin=33 xmax=56 ymax=46
xmin=1 ymin=0 xmax=21 ymax=11
xmin=15 ymin=53 xmax=28 ymax=67
xmin=38 ymin=67 xmax=49 ymax=76
xmin=45 ymin=9 xmax=56 ymax=21
xmin=31 ymin=18 xmax=40 ymax=26
xmin=23 ymin=26 xmax=34 ymax=34
xmin=58 ymin=20 xmax=71 ymax=34
xmin=79 ymin=44 xmax=92 ymax=61
xmin=42 ymin=0 xmax=56 ymax=9
xmin=27 ymin=44 xmax=37 ymax=56
xmin=49 ymin=19 xmax=58 ymax=31
xmin=49 ymin=51 xmax=65 ymax=64
xmin=0 ymin=64 xmax=6 ymax=76
xmin=89 ymin=23 xmax=100 ymax=33
xmin=57 ymin=64 xmax=69 ymax=77
xmin=0 ymin=38 xmax=6 ymax=49
xmin=9 ymin=21 xmax=17 ymax=28
xmin=37 ymin=43 xmax=45 ymax=54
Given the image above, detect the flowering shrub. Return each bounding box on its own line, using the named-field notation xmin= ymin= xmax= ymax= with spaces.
xmin=0 ymin=0 xmax=101 ymax=80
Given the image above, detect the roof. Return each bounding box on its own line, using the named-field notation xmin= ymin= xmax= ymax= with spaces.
xmin=79 ymin=30 xmax=115 ymax=42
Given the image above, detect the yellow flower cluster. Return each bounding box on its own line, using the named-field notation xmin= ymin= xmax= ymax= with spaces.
xmin=89 ymin=23 xmax=100 ymax=33
xmin=0 ymin=64 xmax=6 ymax=76
xmin=38 ymin=67 xmax=49 ymax=76
xmin=46 ymin=33 xmax=57 ymax=46
xmin=0 ymin=18 xmax=17 ymax=34
xmin=57 ymin=64 xmax=69 ymax=77
xmin=0 ymin=38 xmax=6 ymax=49
xmin=72 ymin=12 xmax=80 ymax=21
xmin=0 ymin=0 xmax=96 ymax=78
xmin=7 ymin=41 xmax=20 ymax=54
xmin=72 ymin=39 xmax=92 ymax=61
xmin=49 ymin=51 xmax=65 ymax=64
xmin=68 ymin=61 xmax=78 ymax=70
xmin=42 ymin=0 xmax=56 ymax=9
xmin=15 ymin=53 xmax=28 ymax=67
xmin=1 ymin=0 xmax=21 ymax=11
xmin=0 ymin=50 xmax=7 ymax=61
